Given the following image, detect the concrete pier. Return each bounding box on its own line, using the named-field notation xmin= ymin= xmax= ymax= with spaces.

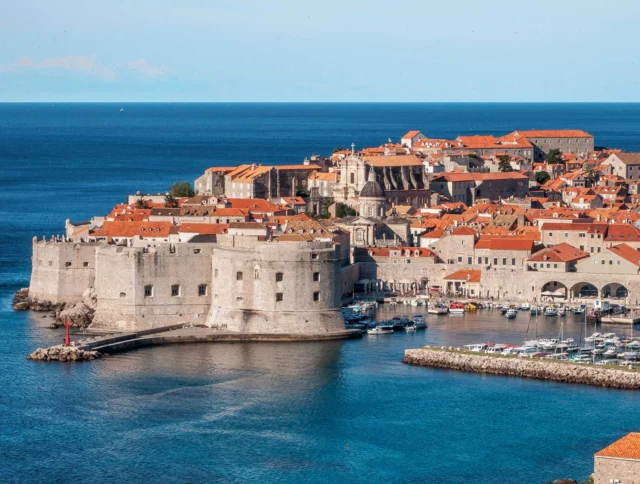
xmin=403 ymin=346 xmax=640 ymax=390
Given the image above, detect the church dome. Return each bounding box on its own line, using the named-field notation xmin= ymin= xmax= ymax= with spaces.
xmin=360 ymin=169 xmax=385 ymax=198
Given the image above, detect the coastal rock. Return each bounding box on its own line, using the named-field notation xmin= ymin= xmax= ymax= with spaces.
xmin=403 ymin=348 xmax=640 ymax=390
xmin=57 ymin=302 xmax=94 ymax=328
xmin=12 ymin=288 xmax=30 ymax=311
xmin=27 ymin=345 xmax=101 ymax=362
xmin=82 ymin=287 xmax=97 ymax=311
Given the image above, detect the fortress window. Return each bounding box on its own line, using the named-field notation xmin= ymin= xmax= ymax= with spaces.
xmin=502 ymin=258 xmax=507 ymax=265
xmin=276 ymin=272 xmax=284 ymax=282
xmin=276 ymin=293 xmax=283 ymax=302
xmin=511 ymin=258 xmax=516 ymax=266
xmin=49 ymin=261 xmax=52 ymax=266
xmin=214 ymin=269 xmax=218 ymax=278
xmin=119 ymin=292 xmax=126 ymax=298
xmin=83 ymin=262 xmax=89 ymax=267
xmin=144 ymin=285 xmax=153 ymax=297
xmin=313 ymin=272 xmax=320 ymax=282
xmin=311 ymin=253 xmax=318 ymax=260
xmin=171 ymin=285 xmax=181 ymax=297
xmin=198 ymin=284 xmax=207 ymax=296
xmin=236 ymin=272 xmax=243 ymax=281
xmin=313 ymin=292 xmax=320 ymax=302
xmin=65 ymin=262 xmax=72 ymax=267
xmin=457 ymin=256 xmax=462 ymax=263
xmin=194 ymin=249 xmax=201 ymax=254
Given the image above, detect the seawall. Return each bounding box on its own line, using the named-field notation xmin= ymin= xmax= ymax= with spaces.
xmin=403 ymin=347 xmax=640 ymax=390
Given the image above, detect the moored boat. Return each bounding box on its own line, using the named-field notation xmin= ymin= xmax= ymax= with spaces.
xmin=505 ymin=308 xmax=517 ymax=319
xmin=367 ymin=324 xmax=393 ymax=335
xmin=449 ymin=302 xmax=465 ymax=314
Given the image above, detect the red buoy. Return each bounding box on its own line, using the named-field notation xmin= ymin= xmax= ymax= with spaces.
xmin=64 ymin=320 xmax=71 ymax=346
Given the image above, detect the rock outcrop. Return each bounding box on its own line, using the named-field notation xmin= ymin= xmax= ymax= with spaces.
xmin=27 ymin=346 xmax=101 ymax=362
xmin=13 ymin=287 xmax=96 ymax=328
xmin=403 ymin=347 xmax=640 ymax=390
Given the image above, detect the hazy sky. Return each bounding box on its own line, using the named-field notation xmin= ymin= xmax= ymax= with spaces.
xmin=1 ymin=0 xmax=639 ymax=102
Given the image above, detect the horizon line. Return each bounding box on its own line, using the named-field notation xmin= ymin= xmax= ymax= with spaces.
xmin=2 ymin=100 xmax=640 ymax=104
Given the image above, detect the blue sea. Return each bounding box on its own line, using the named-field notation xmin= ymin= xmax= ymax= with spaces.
xmin=1 ymin=103 xmax=640 ymax=483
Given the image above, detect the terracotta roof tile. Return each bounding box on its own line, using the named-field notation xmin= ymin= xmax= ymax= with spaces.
xmin=444 ymin=269 xmax=481 ymax=283
xmin=595 ymin=432 xmax=640 ymax=460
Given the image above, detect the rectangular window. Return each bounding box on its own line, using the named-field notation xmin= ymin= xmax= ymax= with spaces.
xmin=553 ymin=264 xmax=557 ymax=268
xmin=511 ymin=258 xmax=516 ymax=266
xmin=83 ymin=262 xmax=89 ymax=267
xmin=467 ymin=257 xmax=472 ymax=264
xmin=171 ymin=284 xmax=180 ymax=297
xmin=609 ymin=260 xmax=613 ymax=265
xmin=236 ymin=271 xmax=243 ymax=281
xmin=276 ymin=293 xmax=283 ymax=302
xmin=478 ymin=257 xmax=482 ymax=264
xmin=276 ymin=272 xmax=283 ymax=282
xmin=549 ymin=232 xmax=553 ymax=237
xmin=597 ymin=248 xmax=601 ymax=253
xmin=457 ymin=256 xmax=462 ymax=263
xmin=144 ymin=285 xmax=153 ymax=297
xmin=485 ymin=257 xmax=488 ymax=264
xmin=313 ymin=272 xmax=320 ymax=282
xmin=313 ymin=292 xmax=320 ymax=302
xmin=214 ymin=269 xmax=218 ymax=278
xmin=502 ymin=258 xmax=507 ymax=265
xmin=580 ymin=245 xmax=584 ymax=251
xmin=493 ymin=258 xmax=498 ymax=265
xmin=311 ymin=253 xmax=318 ymax=260
xmin=564 ymin=233 xmax=568 ymax=237
xmin=198 ymin=284 xmax=207 ymax=296
xmin=533 ymin=263 xmax=537 ymax=268
xmin=547 ymin=263 xmax=550 ymax=268
xmin=65 ymin=262 xmax=72 ymax=267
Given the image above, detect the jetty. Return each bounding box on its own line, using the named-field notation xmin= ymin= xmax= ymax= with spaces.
xmin=403 ymin=346 xmax=640 ymax=390
xmin=27 ymin=324 xmax=363 ymax=361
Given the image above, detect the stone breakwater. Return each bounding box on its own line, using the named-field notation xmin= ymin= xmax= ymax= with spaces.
xmin=403 ymin=347 xmax=640 ymax=390
xmin=27 ymin=346 xmax=101 ymax=362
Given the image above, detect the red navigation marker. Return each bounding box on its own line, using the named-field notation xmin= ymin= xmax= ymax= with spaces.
xmin=64 ymin=320 xmax=71 ymax=346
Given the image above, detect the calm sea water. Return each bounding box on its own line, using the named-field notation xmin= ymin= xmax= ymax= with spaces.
xmin=2 ymin=103 xmax=640 ymax=483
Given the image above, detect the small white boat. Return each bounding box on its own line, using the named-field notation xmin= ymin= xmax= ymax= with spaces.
xmin=520 ymin=303 xmax=531 ymax=311
xmin=603 ymin=348 xmax=618 ymax=359
xmin=585 ymin=332 xmax=602 ymax=343
xmin=505 ymin=308 xmax=517 ymax=319
xmin=404 ymin=324 xmax=416 ymax=332
xmin=428 ymin=306 xmax=448 ymax=315
xmin=464 ymin=344 xmax=487 ymax=352
xmin=544 ymin=307 xmax=558 ymax=317
xmin=367 ymin=325 xmax=393 ymax=335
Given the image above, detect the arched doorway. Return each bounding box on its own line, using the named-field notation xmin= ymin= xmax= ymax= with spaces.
xmin=541 ymin=281 xmax=568 ymax=300
xmin=601 ymin=283 xmax=629 ymax=299
xmin=570 ymin=282 xmax=598 ymax=298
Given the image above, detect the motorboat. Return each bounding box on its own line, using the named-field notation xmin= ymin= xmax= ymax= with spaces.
xmin=520 ymin=303 xmax=531 ymax=311
xmin=603 ymin=348 xmax=618 ymax=359
xmin=573 ymin=355 xmax=592 ymax=363
xmin=530 ymin=306 xmax=541 ymax=316
xmin=465 ymin=302 xmax=478 ymax=312
xmin=404 ymin=324 xmax=417 ymax=332
xmin=585 ymin=332 xmax=602 ymax=343
xmin=412 ymin=315 xmax=427 ymax=329
xmin=566 ymin=344 xmax=580 ymax=353
xmin=623 ymin=352 xmax=638 ymax=361
xmin=449 ymin=302 xmax=465 ymax=314
xmin=367 ymin=324 xmax=393 ymax=335
xmin=573 ymin=306 xmax=585 ymax=315
xmin=558 ymin=307 xmax=566 ymax=317
xmin=539 ymin=339 xmax=559 ymax=351
xmin=545 ymin=353 xmax=568 ymax=360
xmin=428 ymin=305 xmax=449 ymax=315
xmin=505 ymin=308 xmax=517 ymax=319
xmin=544 ymin=307 xmax=558 ymax=317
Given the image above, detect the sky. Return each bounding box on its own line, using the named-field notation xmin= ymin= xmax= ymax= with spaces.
xmin=1 ymin=0 xmax=639 ymax=102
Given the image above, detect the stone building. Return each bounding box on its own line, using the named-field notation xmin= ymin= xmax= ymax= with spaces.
xmin=194 ymin=167 xmax=236 ymax=195
xmin=430 ymin=172 xmax=529 ymax=205
xmin=603 ymin=152 xmax=640 ymax=180
xmin=358 ymin=169 xmax=386 ymax=218
xmin=511 ymin=130 xmax=594 ymax=162
xmin=594 ymin=432 xmax=640 ymax=484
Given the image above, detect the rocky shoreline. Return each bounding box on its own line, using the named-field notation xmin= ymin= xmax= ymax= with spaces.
xmin=403 ymin=347 xmax=640 ymax=390
xmin=27 ymin=345 xmax=101 ymax=362
xmin=13 ymin=287 xmax=96 ymax=328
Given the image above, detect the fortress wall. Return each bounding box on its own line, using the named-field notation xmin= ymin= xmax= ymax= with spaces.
xmin=207 ymin=236 xmax=344 ymax=333
xmin=91 ymin=244 xmax=214 ymax=331
xmin=29 ymin=239 xmax=97 ymax=304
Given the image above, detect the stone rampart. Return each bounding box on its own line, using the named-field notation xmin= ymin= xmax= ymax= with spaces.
xmin=28 ymin=238 xmax=97 ymax=304
xmin=207 ymin=235 xmax=345 ymax=333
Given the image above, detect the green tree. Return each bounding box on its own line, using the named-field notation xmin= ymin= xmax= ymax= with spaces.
xmin=583 ymin=163 xmax=598 ymax=186
xmin=164 ymin=194 xmax=179 ymax=208
xmin=545 ymin=149 xmax=564 ymax=164
xmin=332 ymin=147 xmax=346 ymax=153
xmin=498 ymin=155 xmax=513 ymax=172
xmin=535 ymin=171 xmax=551 ymax=185
xmin=296 ymin=188 xmax=310 ymax=198
xmin=318 ymin=198 xmax=334 ymax=219
xmin=135 ymin=197 xmax=148 ymax=209
xmin=467 ymin=153 xmax=481 ymax=160
xmin=336 ymin=203 xmax=356 ymax=218
xmin=169 ymin=181 xmax=195 ymax=198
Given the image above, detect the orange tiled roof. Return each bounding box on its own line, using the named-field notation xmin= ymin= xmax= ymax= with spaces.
xmin=604 ymin=224 xmax=640 ymax=242
xmin=227 ymin=198 xmax=281 ymax=212
xmin=205 ymin=166 xmax=238 ymax=173
xmin=444 ymin=269 xmax=481 ymax=283
xmin=474 ymin=236 xmax=534 ymax=251
xmin=90 ymin=221 xmax=173 ymax=238
xmin=179 ymin=223 xmax=229 ymax=235
xmin=607 ymin=244 xmax=640 ymax=267
xmin=595 ymin=432 xmax=640 ymax=460
xmin=450 ymin=226 xmax=477 ymax=236
xmin=402 ymin=130 xmax=422 ymax=139
xmin=528 ymin=243 xmax=589 ymax=263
